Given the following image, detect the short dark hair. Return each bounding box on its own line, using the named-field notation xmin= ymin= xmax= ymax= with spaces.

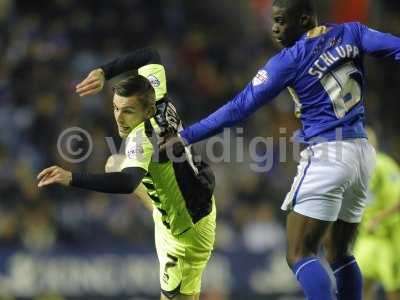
xmin=112 ymin=75 xmax=155 ymax=109
xmin=272 ymin=0 xmax=316 ymax=16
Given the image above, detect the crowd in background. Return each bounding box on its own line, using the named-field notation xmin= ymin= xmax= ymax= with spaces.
xmin=0 ymin=0 xmax=399 ymax=264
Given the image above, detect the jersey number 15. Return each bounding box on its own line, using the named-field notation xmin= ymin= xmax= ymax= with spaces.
xmin=321 ymin=62 xmax=362 ymax=119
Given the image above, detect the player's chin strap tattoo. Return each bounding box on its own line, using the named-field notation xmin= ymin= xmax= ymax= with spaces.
xmin=70 ymin=167 xmax=146 ymax=194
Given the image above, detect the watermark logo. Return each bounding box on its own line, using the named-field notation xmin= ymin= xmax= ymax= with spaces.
xmin=56 ymin=126 xmax=349 ymax=173
xmin=57 ymin=127 xmax=93 ymax=163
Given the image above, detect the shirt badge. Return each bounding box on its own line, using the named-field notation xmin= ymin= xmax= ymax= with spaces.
xmin=252 ymin=70 xmax=269 ymax=86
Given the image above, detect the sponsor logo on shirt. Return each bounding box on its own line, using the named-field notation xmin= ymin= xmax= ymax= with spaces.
xmin=252 ymin=70 xmax=269 ymax=86
xmin=147 ymin=74 xmax=161 ymax=87
xmin=127 ymin=144 xmax=144 ymax=159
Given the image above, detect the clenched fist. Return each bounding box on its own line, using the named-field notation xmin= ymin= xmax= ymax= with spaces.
xmin=75 ymin=68 xmax=105 ymax=97
xmin=37 ymin=166 xmax=72 ymax=188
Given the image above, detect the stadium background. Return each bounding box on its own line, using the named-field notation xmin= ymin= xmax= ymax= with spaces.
xmin=1 ymin=0 xmax=399 ymax=299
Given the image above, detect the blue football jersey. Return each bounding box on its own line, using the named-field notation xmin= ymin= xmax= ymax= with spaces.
xmin=181 ymin=22 xmax=400 ymax=144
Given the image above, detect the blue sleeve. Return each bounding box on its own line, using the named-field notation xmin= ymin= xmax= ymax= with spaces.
xmin=352 ymin=22 xmax=400 ymax=60
xmin=180 ymin=50 xmax=296 ymax=144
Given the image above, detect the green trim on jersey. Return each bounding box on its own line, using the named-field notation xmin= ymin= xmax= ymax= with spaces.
xmin=138 ymin=64 xmax=167 ymax=101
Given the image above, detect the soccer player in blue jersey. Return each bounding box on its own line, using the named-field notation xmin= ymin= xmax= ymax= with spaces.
xmin=165 ymin=0 xmax=400 ymax=299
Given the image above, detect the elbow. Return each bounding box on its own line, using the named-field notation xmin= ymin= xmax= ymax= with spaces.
xmin=119 ymin=176 xmax=139 ymax=194
xmin=121 ymin=182 xmax=138 ymax=194
xmin=145 ymin=47 xmax=161 ymax=64
xmin=120 ymin=167 xmax=146 ymax=194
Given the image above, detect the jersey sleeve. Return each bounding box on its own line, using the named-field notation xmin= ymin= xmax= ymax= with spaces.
xmin=180 ymin=50 xmax=297 ymax=144
xmin=101 ymin=47 xmax=161 ymax=79
xmin=351 ymin=22 xmax=400 ymax=60
xmin=100 ymin=48 xmax=168 ymax=101
xmin=121 ymin=127 xmax=154 ymax=172
xmin=138 ymin=64 xmax=168 ymax=101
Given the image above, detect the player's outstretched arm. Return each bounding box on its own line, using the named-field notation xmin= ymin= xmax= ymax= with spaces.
xmin=353 ymin=23 xmax=400 ymax=61
xmin=179 ymin=50 xmax=296 ymax=145
xmin=105 ymin=154 xmax=153 ymax=211
xmin=75 ymin=47 xmax=161 ymax=97
xmin=100 ymin=47 xmax=161 ymax=80
xmin=37 ymin=165 xmax=146 ymax=194
xmin=37 ymin=165 xmax=72 ymax=187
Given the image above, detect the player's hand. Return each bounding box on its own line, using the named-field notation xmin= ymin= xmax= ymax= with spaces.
xmin=159 ymin=133 xmax=186 ymax=158
xmin=75 ymin=68 xmax=105 ymax=97
xmin=155 ymin=101 xmax=181 ymax=137
xmin=37 ymin=166 xmax=72 ymax=188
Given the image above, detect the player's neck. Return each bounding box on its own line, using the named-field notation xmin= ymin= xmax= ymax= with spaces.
xmin=306 ymin=25 xmax=328 ymax=38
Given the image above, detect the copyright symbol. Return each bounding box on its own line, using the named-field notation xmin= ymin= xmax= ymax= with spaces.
xmin=57 ymin=127 xmax=93 ymax=163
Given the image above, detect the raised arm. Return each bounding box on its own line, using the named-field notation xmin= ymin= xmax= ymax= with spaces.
xmin=38 ymin=126 xmax=154 ymax=194
xmin=101 ymin=47 xmax=161 ymax=80
xmin=180 ymin=50 xmax=296 ymax=145
xmin=76 ymin=47 xmax=166 ymax=99
xmin=353 ymin=22 xmax=400 ymax=60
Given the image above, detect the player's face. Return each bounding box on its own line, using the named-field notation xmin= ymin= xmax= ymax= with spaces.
xmin=113 ymin=94 xmax=155 ymax=138
xmin=271 ymin=6 xmax=305 ymax=48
